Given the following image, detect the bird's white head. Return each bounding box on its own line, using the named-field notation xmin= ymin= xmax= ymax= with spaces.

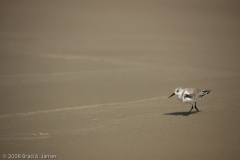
xmin=168 ymin=87 xmax=183 ymax=98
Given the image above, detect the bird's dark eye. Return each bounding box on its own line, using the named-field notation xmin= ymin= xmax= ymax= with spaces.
xmin=176 ymin=90 xmax=179 ymax=92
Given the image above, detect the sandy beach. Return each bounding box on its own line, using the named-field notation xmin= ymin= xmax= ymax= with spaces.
xmin=0 ymin=1 xmax=240 ymax=159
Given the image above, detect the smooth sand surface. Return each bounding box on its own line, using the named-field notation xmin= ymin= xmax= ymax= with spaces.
xmin=1 ymin=1 xmax=240 ymax=160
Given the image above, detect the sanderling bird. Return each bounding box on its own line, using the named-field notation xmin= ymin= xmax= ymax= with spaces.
xmin=168 ymin=87 xmax=211 ymax=116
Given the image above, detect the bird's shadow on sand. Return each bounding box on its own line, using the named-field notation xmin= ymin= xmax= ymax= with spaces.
xmin=164 ymin=111 xmax=199 ymax=116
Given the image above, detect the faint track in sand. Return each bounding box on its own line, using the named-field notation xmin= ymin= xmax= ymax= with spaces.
xmin=0 ymin=96 xmax=166 ymax=119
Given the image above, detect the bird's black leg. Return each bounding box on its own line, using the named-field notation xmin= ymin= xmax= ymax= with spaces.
xmin=187 ymin=105 xmax=194 ymax=116
xmin=194 ymin=102 xmax=199 ymax=112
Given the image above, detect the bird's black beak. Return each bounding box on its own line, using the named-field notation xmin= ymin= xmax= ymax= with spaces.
xmin=168 ymin=93 xmax=175 ymax=98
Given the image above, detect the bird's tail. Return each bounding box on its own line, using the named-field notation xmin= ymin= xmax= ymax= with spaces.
xmin=199 ymin=90 xmax=211 ymax=98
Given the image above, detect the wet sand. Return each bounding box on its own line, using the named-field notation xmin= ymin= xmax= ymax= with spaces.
xmin=1 ymin=1 xmax=240 ymax=160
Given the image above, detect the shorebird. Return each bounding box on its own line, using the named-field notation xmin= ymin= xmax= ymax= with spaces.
xmin=168 ymin=87 xmax=211 ymax=115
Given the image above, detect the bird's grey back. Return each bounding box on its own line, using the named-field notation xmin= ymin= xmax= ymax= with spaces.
xmin=184 ymin=88 xmax=211 ymax=99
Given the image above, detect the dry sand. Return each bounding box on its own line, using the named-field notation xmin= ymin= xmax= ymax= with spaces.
xmin=0 ymin=1 xmax=240 ymax=160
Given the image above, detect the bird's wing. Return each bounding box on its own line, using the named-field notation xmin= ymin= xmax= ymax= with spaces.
xmin=185 ymin=88 xmax=202 ymax=99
